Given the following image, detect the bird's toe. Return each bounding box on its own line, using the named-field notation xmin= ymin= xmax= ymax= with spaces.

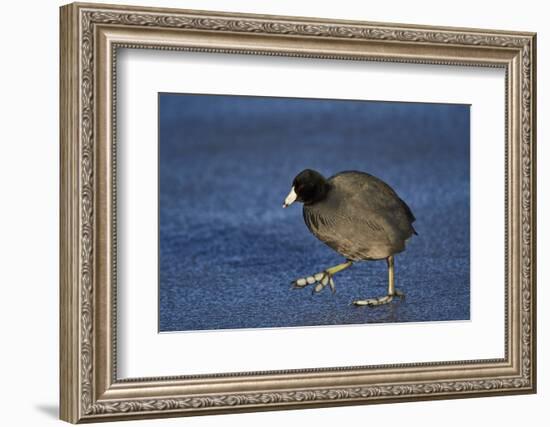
xmin=353 ymin=295 xmax=393 ymax=306
xmin=312 ymin=283 xmax=324 ymax=294
xmin=352 ymin=289 xmax=404 ymax=306
xmin=291 ymin=277 xmax=308 ymax=288
xmin=329 ymin=277 xmax=336 ymax=293
xmin=292 ymin=271 xmax=334 ymax=294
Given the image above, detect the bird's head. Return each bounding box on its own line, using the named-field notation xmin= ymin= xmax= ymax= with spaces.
xmin=283 ymin=169 xmax=329 ymax=208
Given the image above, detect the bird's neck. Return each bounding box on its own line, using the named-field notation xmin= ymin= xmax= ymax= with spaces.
xmin=304 ymin=182 xmax=330 ymax=205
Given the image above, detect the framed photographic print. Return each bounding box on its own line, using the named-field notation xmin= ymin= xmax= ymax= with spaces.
xmin=59 ymin=2 xmax=537 ymax=423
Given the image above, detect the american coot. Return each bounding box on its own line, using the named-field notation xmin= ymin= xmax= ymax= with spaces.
xmin=283 ymin=169 xmax=417 ymax=306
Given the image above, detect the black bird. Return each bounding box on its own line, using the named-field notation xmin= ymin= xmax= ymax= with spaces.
xmin=283 ymin=169 xmax=417 ymax=306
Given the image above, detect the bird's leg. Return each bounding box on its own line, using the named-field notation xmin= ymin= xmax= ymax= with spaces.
xmin=352 ymin=256 xmax=404 ymax=306
xmin=292 ymin=260 xmax=353 ymax=294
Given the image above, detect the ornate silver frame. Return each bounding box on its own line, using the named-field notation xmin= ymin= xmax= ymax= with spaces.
xmin=60 ymin=2 xmax=536 ymax=423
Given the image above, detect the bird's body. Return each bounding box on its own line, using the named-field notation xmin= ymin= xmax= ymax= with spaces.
xmin=302 ymin=171 xmax=416 ymax=261
xmin=283 ymin=169 xmax=417 ymax=306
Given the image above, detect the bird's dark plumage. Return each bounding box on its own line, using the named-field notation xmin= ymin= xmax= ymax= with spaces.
xmin=292 ymin=169 xmax=416 ymax=261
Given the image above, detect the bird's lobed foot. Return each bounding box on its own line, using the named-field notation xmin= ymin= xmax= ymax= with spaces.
xmin=292 ymin=271 xmax=336 ymax=294
xmin=352 ymin=290 xmax=404 ymax=307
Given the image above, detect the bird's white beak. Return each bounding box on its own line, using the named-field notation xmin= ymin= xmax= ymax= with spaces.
xmin=283 ymin=186 xmax=297 ymax=208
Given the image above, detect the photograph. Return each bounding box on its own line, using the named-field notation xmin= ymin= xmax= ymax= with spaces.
xmin=158 ymin=93 xmax=471 ymax=332
xmin=57 ymin=3 xmax=536 ymax=422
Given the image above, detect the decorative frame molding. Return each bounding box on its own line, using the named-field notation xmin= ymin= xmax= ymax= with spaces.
xmin=60 ymin=2 xmax=536 ymax=423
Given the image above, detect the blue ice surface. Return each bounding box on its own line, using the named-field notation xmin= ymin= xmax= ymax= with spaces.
xmin=158 ymin=93 xmax=470 ymax=332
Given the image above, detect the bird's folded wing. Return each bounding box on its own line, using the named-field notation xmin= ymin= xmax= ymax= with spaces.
xmin=304 ymin=209 xmax=392 ymax=246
